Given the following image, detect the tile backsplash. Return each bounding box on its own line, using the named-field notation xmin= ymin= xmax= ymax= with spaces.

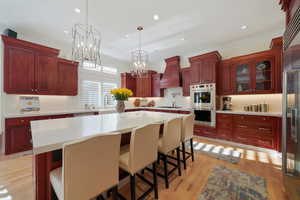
xmin=223 ymin=94 xmax=282 ymax=112
xmin=126 ymin=87 xmax=192 ymax=108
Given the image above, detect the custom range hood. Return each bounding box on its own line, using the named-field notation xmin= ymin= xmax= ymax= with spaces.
xmin=160 ymin=56 xmax=181 ymax=88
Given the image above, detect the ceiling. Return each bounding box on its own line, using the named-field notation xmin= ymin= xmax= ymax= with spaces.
xmin=0 ymin=0 xmax=285 ymax=64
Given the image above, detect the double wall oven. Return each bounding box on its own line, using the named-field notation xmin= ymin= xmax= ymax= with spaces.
xmin=190 ymin=83 xmax=216 ymax=127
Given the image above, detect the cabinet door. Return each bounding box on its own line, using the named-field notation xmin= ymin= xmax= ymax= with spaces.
xmin=253 ymin=56 xmax=275 ymax=93
xmin=4 ymin=46 xmax=35 ymax=94
xmin=182 ymin=69 xmax=191 ymax=96
xmin=121 ymin=73 xmax=136 ymax=97
xmin=233 ymin=62 xmax=252 ymax=94
xmin=5 ymin=125 xmax=31 ymax=154
xmin=57 ymin=61 xmax=78 ymax=95
xmin=191 ymin=61 xmax=201 ymax=84
xmin=136 ymin=77 xmax=152 ymax=97
xmin=35 ymin=54 xmax=58 ymax=94
xmin=219 ymin=62 xmax=232 ymax=95
xmin=152 ymin=74 xmax=163 ymax=97
xmin=201 ymin=59 xmax=216 ymax=83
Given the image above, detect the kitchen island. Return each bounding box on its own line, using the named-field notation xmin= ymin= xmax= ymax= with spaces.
xmin=31 ymin=111 xmax=187 ymax=200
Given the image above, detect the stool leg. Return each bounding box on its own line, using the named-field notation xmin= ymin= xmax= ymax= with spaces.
xmin=162 ymin=154 xmax=169 ymax=188
xmin=130 ymin=175 xmax=136 ymax=200
xmin=111 ymin=186 xmax=118 ymax=200
xmin=190 ymin=138 xmax=195 ymax=162
xmin=176 ymin=147 xmax=181 ymax=176
xmin=182 ymin=142 xmax=187 ymax=170
xmin=152 ymin=162 xmax=158 ymax=199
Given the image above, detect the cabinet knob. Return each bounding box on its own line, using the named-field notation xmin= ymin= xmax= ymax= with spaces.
xmin=20 ymin=120 xmax=24 ymax=123
xmin=31 ymin=89 xmax=34 ymax=92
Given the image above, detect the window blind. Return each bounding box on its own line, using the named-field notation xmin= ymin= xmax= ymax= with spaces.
xmin=80 ymin=80 xmax=101 ymax=107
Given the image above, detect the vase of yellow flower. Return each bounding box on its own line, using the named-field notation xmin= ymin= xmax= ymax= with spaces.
xmin=110 ymin=88 xmax=133 ymax=113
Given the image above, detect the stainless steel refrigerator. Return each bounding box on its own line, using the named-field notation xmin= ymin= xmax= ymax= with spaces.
xmin=282 ymin=6 xmax=300 ymax=197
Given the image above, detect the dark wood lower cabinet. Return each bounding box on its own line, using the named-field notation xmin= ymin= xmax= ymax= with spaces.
xmin=215 ymin=113 xmax=281 ymax=151
xmin=194 ymin=125 xmax=217 ymax=138
xmin=5 ymin=114 xmax=84 ymax=155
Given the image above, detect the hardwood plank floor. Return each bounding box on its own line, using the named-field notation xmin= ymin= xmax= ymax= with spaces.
xmin=0 ymin=138 xmax=291 ymax=200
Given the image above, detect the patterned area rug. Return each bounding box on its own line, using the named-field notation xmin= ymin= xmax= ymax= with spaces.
xmin=187 ymin=141 xmax=241 ymax=164
xmin=199 ymin=165 xmax=268 ymax=200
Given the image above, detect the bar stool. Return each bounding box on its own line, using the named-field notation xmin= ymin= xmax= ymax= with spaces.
xmin=49 ymin=134 xmax=121 ymax=200
xmin=181 ymin=114 xmax=195 ymax=170
xmin=119 ymin=123 xmax=160 ymax=200
xmin=157 ymin=117 xmax=182 ymax=189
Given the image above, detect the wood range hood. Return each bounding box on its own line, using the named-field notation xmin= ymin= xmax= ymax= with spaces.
xmin=160 ymin=56 xmax=181 ymax=88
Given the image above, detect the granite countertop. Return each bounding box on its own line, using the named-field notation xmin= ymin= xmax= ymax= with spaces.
xmin=216 ymin=110 xmax=282 ymax=117
xmin=31 ymin=111 xmax=186 ymax=154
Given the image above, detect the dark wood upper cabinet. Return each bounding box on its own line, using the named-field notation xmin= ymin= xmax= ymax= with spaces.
xmin=4 ymin=45 xmax=36 ymax=94
xmin=181 ymin=67 xmax=191 ymax=96
xmin=35 ymin=54 xmax=58 ymax=94
xmin=231 ymin=51 xmax=279 ymax=94
xmin=57 ymin=58 xmax=78 ymax=96
xmin=189 ymin=51 xmax=221 ymax=84
xmin=2 ymin=35 xmax=78 ymax=96
xmin=136 ymin=75 xmax=152 ymax=97
xmin=152 ymin=73 xmax=164 ymax=97
xmin=218 ymin=37 xmax=282 ymax=95
xmin=218 ymin=60 xmax=233 ymax=95
xmin=121 ymin=73 xmax=137 ymax=97
xmin=121 ymin=71 xmax=159 ymax=97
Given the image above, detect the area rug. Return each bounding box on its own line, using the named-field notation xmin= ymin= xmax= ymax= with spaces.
xmin=199 ymin=165 xmax=268 ymax=200
xmin=186 ymin=141 xmax=241 ymax=164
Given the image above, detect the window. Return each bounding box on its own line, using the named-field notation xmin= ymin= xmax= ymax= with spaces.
xmin=80 ymin=61 xmax=119 ymax=108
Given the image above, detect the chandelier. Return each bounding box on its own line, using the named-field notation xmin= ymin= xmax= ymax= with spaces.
xmin=72 ymin=0 xmax=101 ymax=67
xmin=131 ymin=26 xmax=148 ymax=76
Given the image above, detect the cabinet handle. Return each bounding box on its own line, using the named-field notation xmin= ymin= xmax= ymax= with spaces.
xmin=258 ymin=127 xmax=270 ymax=131
xmin=30 ymin=139 xmax=32 ymax=144
xmin=238 ymin=125 xmax=247 ymax=128
xmin=31 ymin=89 xmax=34 ymax=92
xmin=35 ymin=89 xmax=38 ymax=92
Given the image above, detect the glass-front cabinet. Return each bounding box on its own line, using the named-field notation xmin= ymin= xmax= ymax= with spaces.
xmin=254 ymin=56 xmax=275 ymax=93
xmin=233 ymin=55 xmax=275 ymax=94
xmin=235 ymin=63 xmax=251 ymax=93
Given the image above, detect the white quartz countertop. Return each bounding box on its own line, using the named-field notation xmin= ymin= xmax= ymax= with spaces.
xmin=31 ymin=111 xmax=187 ymax=155
xmin=4 ymin=108 xmax=115 ymax=118
xmin=216 ymin=110 xmax=282 ymax=117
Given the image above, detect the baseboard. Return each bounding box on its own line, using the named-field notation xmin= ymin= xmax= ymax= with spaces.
xmin=194 ymin=136 xmax=281 ymax=156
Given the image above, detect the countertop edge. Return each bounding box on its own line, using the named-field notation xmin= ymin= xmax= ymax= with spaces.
xmin=216 ymin=110 xmax=282 ymax=117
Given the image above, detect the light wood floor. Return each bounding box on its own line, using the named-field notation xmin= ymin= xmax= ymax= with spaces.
xmin=0 ymin=138 xmax=293 ymax=200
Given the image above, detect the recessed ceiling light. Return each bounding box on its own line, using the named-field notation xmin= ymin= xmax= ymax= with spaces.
xmin=241 ymin=25 xmax=247 ymax=30
xmin=181 ymin=38 xmax=185 ymax=41
xmin=74 ymin=8 xmax=81 ymax=13
xmin=153 ymin=14 xmax=160 ymax=21
xmin=64 ymin=30 xmax=69 ymax=34
xmin=125 ymin=34 xmax=129 ymax=38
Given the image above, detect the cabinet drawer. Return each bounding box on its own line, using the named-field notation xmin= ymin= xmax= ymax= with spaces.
xmin=194 ymin=125 xmax=216 ymax=138
xmin=217 ymin=129 xmax=232 ymax=140
xmin=233 ymin=115 xmax=273 ymax=127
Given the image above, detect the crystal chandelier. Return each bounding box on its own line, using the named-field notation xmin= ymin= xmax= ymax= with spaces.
xmin=131 ymin=26 xmax=148 ymax=76
xmin=72 ymin=0 xmax=101 ymax=67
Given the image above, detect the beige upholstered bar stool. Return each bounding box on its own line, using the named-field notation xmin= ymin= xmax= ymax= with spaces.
xmin=157 ymin=117 xmax=182 ymax=189
xmin=181 ymin=114 xmax=195 ymax=170
xmin=49 ymin=134 xmax=121 ymax=200
xmin=119 ymin=123 xmax=160 ymax=200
